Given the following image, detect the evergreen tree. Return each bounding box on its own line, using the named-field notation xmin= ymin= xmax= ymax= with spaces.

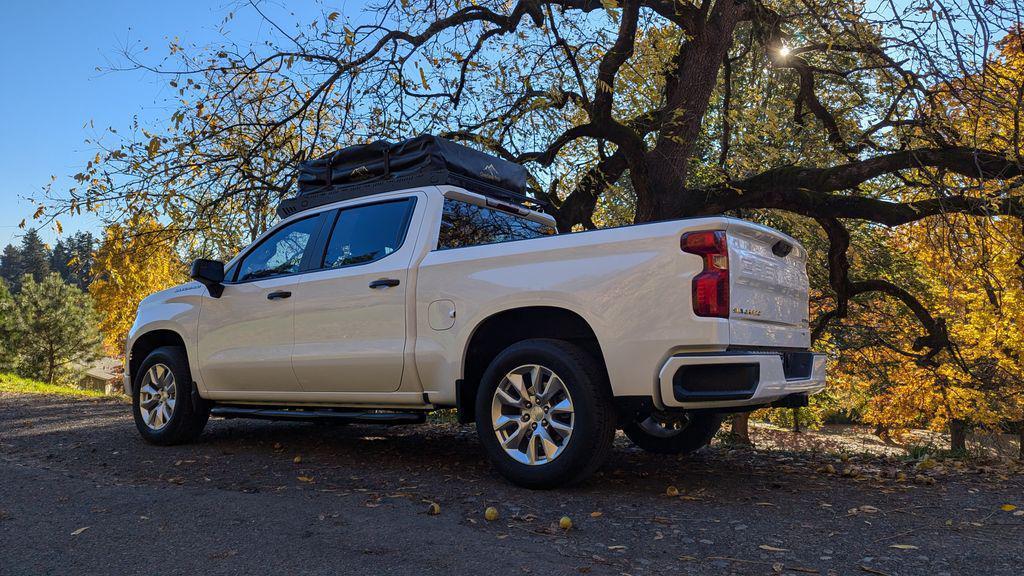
xmin=50 ymin=231 xmax=96 ymax=290
xmin=18 ymin=229 xmax=50 ymax=284
xmin=0 ymin=279 xmax=17 ymax=370
xmin=12 ymin=273 xmax=101 ymax=384
xmin=50 ymin=238 xmax=70 ymax=281
xmin=0 ymin=244 xmax=23 ymax=292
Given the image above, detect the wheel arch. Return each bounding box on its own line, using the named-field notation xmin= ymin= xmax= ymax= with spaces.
xmin=456 ymin=306 xmax=609 ymax=424
xmin=128 ymin=329 xmax=188 ymax=394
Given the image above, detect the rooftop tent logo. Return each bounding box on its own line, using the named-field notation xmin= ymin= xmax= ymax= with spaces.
xmin=479 ymin=163 xmax=500 ymax=181
xmin=350 ymin=166 xmax=371 ymax=180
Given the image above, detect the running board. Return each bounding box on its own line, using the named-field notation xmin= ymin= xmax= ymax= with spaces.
xmin=210 ymin=405 xmax=426 ymax=425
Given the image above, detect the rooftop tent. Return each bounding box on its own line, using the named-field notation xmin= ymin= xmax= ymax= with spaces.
xmin=277 ymin=135 xmax=542 ymax=218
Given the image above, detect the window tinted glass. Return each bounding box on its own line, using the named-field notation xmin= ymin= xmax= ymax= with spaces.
xmin=438 ymin=199 xmax=555 ymax=250
xmin=236 ymin=216 xmax=320 ymax=282
xmin=322 ymin=199 xmax=414 ymax=269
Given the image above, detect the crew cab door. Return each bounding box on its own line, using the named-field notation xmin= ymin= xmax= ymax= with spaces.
xmin=291 ymin=196 xmax=420 ymax=393
xmin=197 ymin=213 xmax=326 ymax=394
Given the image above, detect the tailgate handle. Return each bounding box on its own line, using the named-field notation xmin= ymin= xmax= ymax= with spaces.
xmin=772 ymin=240 xmax=793 ymax=257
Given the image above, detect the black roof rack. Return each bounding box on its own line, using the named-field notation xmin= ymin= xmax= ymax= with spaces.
xmin=278 ymin=135 xmax=547 ymax=218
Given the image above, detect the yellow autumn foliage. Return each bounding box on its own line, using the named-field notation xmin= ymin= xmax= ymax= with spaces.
xmin=850 ymin=34 xmax=1024 ymax=435
xmin=90 ymin=216 xmax=185 ymax=352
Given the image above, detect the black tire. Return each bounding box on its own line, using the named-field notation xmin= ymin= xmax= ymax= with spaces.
xmin=475 ymin=338 xmax=615 ymax=489
xmin=132 ymin=346 xmax=210 ymax=445
xmin=623 ymin=413 xmax=722 ymax=455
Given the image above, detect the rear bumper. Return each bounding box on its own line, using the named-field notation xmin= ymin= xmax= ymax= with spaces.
xmin=658 ymin=351 xmax=826 ymax=410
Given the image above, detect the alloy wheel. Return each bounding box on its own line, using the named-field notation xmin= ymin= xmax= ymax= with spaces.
xmin=139 ymin=363 xmax=177 ymax=431
xmin=491 ymin=364 xmax=574 ymax=465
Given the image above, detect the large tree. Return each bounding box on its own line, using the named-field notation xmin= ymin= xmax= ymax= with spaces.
xmin=90 ymin=216 xmax=184 ymax=352
xmin=0 ymin=280 xmax=16 ymax=370
xmin=18 ymin=229 xmax=51 ymax=285
xmin=44 ymin=0 xmax=1024 ymax=374
xmin=0 ymin=244 xmax=23 ymax=293
xmin=11 ymin=273 xmax=101 ymax=384
xmin=50 ymin=231 xmax=97 ymax=291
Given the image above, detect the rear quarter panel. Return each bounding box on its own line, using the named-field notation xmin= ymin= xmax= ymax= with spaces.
xmin=414 ymin=218 xmax=737 ymax=406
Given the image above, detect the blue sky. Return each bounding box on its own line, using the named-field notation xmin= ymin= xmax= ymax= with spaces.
xmin=0 ymin=1 xmax=331 ymax=246
xmin=0 ymin=0 xmax=982 ymax=248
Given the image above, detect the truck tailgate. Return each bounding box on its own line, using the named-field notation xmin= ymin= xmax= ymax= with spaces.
xmin=726 ymin=221 xmax=811 ymax=349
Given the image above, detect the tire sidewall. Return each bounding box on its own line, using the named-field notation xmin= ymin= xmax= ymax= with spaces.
xmin=132 ymin=347 xmax=195 ymax=444
xmin=623 ymin=413 xmax=722 ymax=455
xmin=475 ymin=339 xmax=609 ymax=488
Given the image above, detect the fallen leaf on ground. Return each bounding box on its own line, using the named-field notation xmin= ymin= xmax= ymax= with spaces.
xmin=293 ymin=455 xmax=302 ymax=464
xmin=759 ymin=545 xmax=789 ymax=552
xmin=426 ymin=502 xmax=441 ymax=515
xmin=999 ymin=504 xmax=1017 ymax=512
xmin=889 ymin=544 xmax=918 ymax=550
xmin=297 ymin=476 xmax=313 ymax=483
xmin=70 ymin=526 xmax=90 ymax=536
xmin=590 ymin=511 xmax=603 ymax=517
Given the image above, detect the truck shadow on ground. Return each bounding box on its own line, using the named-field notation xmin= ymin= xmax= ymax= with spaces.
xmin=1 ymin=394 xmax=828 ymax=504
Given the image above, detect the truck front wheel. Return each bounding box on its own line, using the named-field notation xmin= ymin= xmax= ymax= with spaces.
xmin=132 ymin=346 xmax=210 ymax=445
xmin=623 ymin=412 xmax=722 ymax=455
xmin=475 ymin=339 xmax=616 ymax=489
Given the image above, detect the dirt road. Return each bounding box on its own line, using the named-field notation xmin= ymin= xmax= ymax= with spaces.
xmin=1 ymin=393 xmax=1021 ymax=575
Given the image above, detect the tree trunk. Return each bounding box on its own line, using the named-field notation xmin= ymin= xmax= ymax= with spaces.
xmin=730 ymin=413 xmax=752 ymax=446
xmin=1017 ymin=422 xmax=1023 ymax=460
xmin=792 ymin=408 xmax=801 ymax=433
xmin=634 ymin=0 xmax=744 ymax=223
xmin=949 ymin=419 xmax=968 ymax=453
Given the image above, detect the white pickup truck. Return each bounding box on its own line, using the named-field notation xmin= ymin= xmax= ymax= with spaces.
xmin=126 ymin=183 xmax=825 ymax=488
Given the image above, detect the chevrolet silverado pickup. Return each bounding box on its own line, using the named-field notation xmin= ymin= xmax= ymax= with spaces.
xmin=125 ymin=137 xmax=826 ymax=488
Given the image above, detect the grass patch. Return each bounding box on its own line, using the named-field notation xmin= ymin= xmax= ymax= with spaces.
xmin=0 ymin=373 xmax=108 ymax=399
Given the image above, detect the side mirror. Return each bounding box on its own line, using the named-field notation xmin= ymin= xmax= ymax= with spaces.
xmin=190 ymin=258 xmax=225 ymax=298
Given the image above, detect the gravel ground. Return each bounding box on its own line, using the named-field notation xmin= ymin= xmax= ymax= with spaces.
xmin=1 ymin=392 xmax=1022 ymax=576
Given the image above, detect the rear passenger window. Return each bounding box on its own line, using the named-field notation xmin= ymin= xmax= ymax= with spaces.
xmin=437 ymin=199 xmax=555 ymax=250
xmin=321 ymin=198 xmax=415 ymax=269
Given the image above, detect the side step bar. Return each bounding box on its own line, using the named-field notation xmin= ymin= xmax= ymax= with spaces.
xmin=210 ymin=405 xmax=427 ymax=425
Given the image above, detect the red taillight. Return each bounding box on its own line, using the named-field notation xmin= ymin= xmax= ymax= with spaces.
xmin=681 ymin=231 xmax=729 ymax=318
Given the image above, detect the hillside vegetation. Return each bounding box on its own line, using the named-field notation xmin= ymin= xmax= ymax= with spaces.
xmin=0 ymin=372 xmax=108 ymax=399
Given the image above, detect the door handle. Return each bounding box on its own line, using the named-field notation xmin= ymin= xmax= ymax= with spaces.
xmin=267 ymin=290 xmax=292 ymax=300
xmin=369 ymin=278 xmax=400 ymax=289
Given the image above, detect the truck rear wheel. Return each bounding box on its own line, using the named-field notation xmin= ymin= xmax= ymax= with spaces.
xmin=132 ymin=346 xmax=210 ymax=445
xmin=623 ymin=412 xmax=722 ymax=455
xmin=475 ymin=338 xmax=615 ymax=489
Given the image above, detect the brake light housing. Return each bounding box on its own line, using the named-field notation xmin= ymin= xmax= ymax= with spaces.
xmin=681 ymin=230 xmax=729 ymax=318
